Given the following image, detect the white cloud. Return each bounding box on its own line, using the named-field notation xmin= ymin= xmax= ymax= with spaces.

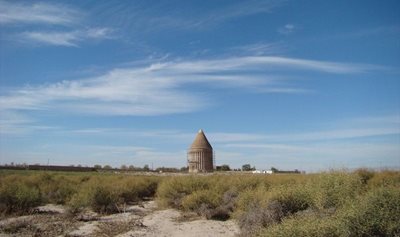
xmin=278 ymin=24 xmax=296 ymax=35
xmin=22 ymin=31 xmax=79 ymax=47
xmin=0 ymin=1 xmax=80 ymax=25
xmin=277 ymin=24 xmax=299 ymax=35
xmin=21 ymin=28 xmax=114 ymax=47
xmin=0 ymin=56 xmax=386 ymax=116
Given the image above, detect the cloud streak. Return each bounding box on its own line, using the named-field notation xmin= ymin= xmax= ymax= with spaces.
xmin=1 ymin=1 xmax=114 ymax=47
xmin=113 ymin=0 xmax=283 ymax=31
xmin=21 ymin=28 xmax=114 ymax=47
xmin=0 ymin=56 xmax=386 ymax=116
xmin=0 ymin=1 xmax=80 ymax=25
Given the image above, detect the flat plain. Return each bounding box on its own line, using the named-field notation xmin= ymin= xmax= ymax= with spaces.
xmin=0 ymin=169 xmax=399 ymax=236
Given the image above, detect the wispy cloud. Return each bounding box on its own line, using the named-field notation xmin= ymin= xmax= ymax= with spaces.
xmin=2 ymin=114 xmax=398 ymax=170
xmin=0 ymin=111 xmax=56 ymax=135
xmin=1 ymin=1 xmax=114 ymax=47
xmin=331 ymin=26 xmax=400 ymax=40
xmin=0 ymin=56 xmax=386 ymax=116
xmin=21 ymin=28 xmax=114 ymax=47
xmin=230 ymin=42 xmax=284 ymax=56
xmin=96 ymin=0 xmax=284 ymax=32
xmin=278 ymin=24 xmax=297 ymax=35
xmin=259 ymin=127 xmax=400 ymax=142
xmin=0 ymin=1 xmax=80 ymax=25
xmin=190 ymin=0 xmax=283 ymax=28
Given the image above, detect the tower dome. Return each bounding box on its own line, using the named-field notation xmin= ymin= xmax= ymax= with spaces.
xmin=190 ymin=129 xmax=212 ymax=149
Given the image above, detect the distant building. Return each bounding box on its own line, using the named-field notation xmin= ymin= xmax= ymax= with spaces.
xmin=187 ymin=129 xmax=214 ymax=173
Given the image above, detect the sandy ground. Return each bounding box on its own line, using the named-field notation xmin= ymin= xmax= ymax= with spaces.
xmin=0 ymin=201 xmax=240 ymax=237
xmin=120 ymin=209 xmax=239 ymax=237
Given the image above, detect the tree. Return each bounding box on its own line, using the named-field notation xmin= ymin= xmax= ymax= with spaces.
xmin=143 ymin=164 xmax=150 ymax=171
xmin=120 ymin=164 xmax=128 ymax=170
xmin=103 ymin=165 xmax=112 ymax=170
xmin=128 ymin=165 xmax=135 ymax=171
xmin=94 ymin=164 xmax=102 ymax=169
xmin=271 ymin=167 xmax=278 ymax=173
xmin=221 ymin=164 xmax=231 ymax=171
xmin=242 ymin=164 xmax=251 ymax=171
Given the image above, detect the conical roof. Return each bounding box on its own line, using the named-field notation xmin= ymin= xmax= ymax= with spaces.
xmin=190 ymin=129 xmax=212 ymax=149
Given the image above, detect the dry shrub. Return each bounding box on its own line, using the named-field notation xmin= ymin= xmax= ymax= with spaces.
xmin=68 ymin=178 xmax=122 ymax=214
xmin=310 ymin=171 xmax=363 ymax=209
xmin=0 ymin=172 xmax=161 ymax=215
xmin=238 ymin=201 xmax=284 ymax=236
xmin=38 ymin=174 xmax=78 ymax=204
xmin=368 ymin=170 xmax=400 ymax=188
xmin=259 ymin=213 xmax=341 ymax=237
xmin=1 ymin=219 xmax=32 ymax=234
xmin=236 ymin=186 xmax=311 ymax=236
xmin=354 ymin=168 xmax=375 ymax=185
xmin=120 ymin=177 xmax=159 ymax=203
xmin=68 ymin=176 xmax=160 ymax=214
xmin=180 ymin=188 xmax=236 ymax=220
xmin=156 ymin=176 xmax=210 ymax=208
xmin=339 ymin=186 xmax=400 ymax=236
xmin=0 ymin=177 xmax=41 ymax=214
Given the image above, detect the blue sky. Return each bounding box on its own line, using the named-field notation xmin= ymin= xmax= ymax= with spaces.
xmin=0 ymin=0 xmax=399 ymax=172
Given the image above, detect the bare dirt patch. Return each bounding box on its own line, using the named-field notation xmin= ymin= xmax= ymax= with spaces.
xmin=0 ymin=201 xmax=239 ymax=237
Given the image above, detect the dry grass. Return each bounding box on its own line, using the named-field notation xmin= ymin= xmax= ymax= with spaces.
xmin=1 ymin=169 xmax=399 ymax=236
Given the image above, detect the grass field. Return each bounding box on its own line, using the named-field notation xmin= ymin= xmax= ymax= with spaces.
xmin=1 ymin=169 xmax=399 ymax=236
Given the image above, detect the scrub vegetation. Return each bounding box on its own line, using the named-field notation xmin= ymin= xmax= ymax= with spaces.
xmin=0 ymin=169 xmax=399 ymax=236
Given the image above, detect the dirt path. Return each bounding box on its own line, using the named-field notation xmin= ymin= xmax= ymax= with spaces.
xmin=0 ymin=201 xmax=240 ymax=237
xmin=120 ymin=208 xmax=239 ymax=237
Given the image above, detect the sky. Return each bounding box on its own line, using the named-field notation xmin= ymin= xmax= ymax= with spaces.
xmin=0 ymin=0 xmax=399 ymax=172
